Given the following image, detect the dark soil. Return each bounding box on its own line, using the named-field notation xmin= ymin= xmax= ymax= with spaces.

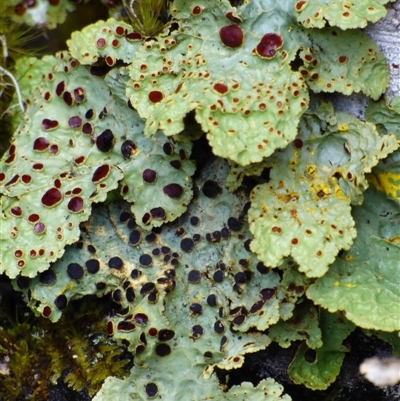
xmin=224 ymin=328 xmax=400 ymax=401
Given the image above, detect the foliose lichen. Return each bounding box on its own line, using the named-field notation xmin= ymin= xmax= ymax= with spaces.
xmin=67 ymin=0 xmax=390 ymax=166
xmin=0 ymin=0 xmax=399 ymax=398
xmin=0 ymin=55 xmax=195 ymax=278
xmin=2 ymin=0 xmax=86 ymax=30
xmin=15 ymin=159 xmax=293 ymax=398
xmin=247 ymin=101 xmax=398 ymax=277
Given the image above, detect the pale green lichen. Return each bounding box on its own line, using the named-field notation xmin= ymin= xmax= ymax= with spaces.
xmin=94 ymin=375 xmax=291 ymax=401
xmin=68 ymin=18 xmax=141 ymax=65
xmin=1 ymin=0 xmax=399 ymax=397
xmin=294 ymin=0 xmax=394 ymax=30
xmin=119 ymin=0 xmax=389 ymax=165
xmin=366 ymin=96 xmax=400 ymax=138
xmin=0 ymin=54 xmax=194 ymax=278
xmin=15 ymin=159 xmax=293 ymax=398
xmin=2 ymin=0 xmax=82 ymax=30
xmin=125 ymin=0 xmax=309 ymax=165
xmin=296 ymin=29 xmax=389 ymax=99
xmin=64 ymin=0 xmax=391 ymax=166
xmin=306 ymin=184 xmax=400 ymax=331
xmin=268 ymin=301 xmax=323 ymax=349
xmin=287 ymin=310 xmax=355 ymax=390
xmin=15 ymin=159 xmax=291 ymax=329
xmin=366 ymin=97 xmax=400 ymax=202
xmin=248 ymin=102 xmax=398 ymax=277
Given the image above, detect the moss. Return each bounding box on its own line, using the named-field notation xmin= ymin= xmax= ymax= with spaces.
xmin=0 ymin=295 xmax=131 ymax=399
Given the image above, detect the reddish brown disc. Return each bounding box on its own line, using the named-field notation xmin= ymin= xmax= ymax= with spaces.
xmin=41 ymin=188 xmax=63 ymax=207
xmin=219 ymin=25 xmax=244 ymax=48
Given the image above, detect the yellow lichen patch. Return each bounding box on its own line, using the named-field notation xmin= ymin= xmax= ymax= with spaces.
xmin=383 ymin=237 xmax=400 ymax=245
xmin=276 ymin=193 xmax=300 ymax=203
xmin=334 ymin=281 xmax=356 ymax=288
xmin=338 ymin=124 xmax=348 ymax=132
xmin=329 ymin=178 xmax=348 ymax=201
xmin=306 ymin=164 xmax=317 ymax=176
xmin=310 ymin=182 xmax=331 ymax=198
xmin=371 ymin=172 xmax=400 ymax=201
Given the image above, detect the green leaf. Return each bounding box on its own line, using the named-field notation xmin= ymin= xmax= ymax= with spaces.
xmin=0 ymin=55 xmax=194 ymax=278
xmin=269 ymin=301 xmax=323 ymax=349
xmin=294 ymin=0 xmax=393 ymax=29
xmin=306 ymin=185 xmax=400 ymax=331
xmin=248 ymin=103 xmax=398 ymax=277
xmin=287 ymin=310 xmax=355 ymax=390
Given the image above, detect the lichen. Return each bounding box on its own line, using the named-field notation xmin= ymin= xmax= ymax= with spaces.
xmin=2 ymin=0 xmax=84 ymax=30
xmin=268 ymin=301 xmax=323 ymax=350
xmin=0 ymin=55 xmax=195 ymax=278
xmin=1 ymin=0 xmax=399 ymax=398
xmin=66 ymin=0 xmax=390 ymax=165
xmin=247 ymin=101 xmax=398 ymax=277
xmin=14 ymin=158 xmax=293 ymax=398
xmin=287 ymin=310 xmax=355 ymax=390
xmin=306 ymin=184 xmax=400 ymax=332
xmin=294 ymin=0 xmax=395 ymax=29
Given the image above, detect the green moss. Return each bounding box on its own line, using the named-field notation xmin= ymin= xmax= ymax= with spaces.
xmin=0 ymin=297 xmax=131 ymax=399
